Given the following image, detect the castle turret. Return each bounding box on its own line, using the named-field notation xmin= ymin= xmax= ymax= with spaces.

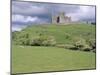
xmin=52 ymin=12 xmax=71 ymax=24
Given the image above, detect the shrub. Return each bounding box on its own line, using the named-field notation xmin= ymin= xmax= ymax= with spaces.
xmin=30 ymin=35 xmax=56 ymax=46
xmin=73 ymin=38 xmax=86 ymax=50
xmin=92 ymin=49 xmax=96 ymax=53
xmin=22 ymin=39 xmax=30 ymax=45
xmin=42 ymin=37 xmax=56 ymax=46
xmin=87 ymin=39 xmax=96 ymax=50
xmin=72 ymin=37 xmax=92 ymax=51
xmin=82 ymin=45 xmax=91 ymax=51
xmin=13 ymin=33 xmax=30 ymax=45
xmin=13 ymin=32 xmax=56 ymax=46
xmin=72 ymin=37 xmax=95 ymax=52
xmin=30 ymin=36 xmax=43 ymax=46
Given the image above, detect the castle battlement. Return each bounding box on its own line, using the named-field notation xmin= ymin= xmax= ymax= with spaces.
xmin=52 ymin=12 xmax=71 ymax=24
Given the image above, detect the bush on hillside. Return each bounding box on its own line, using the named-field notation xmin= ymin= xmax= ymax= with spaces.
xmin=92 ymin=49 xmax=96 ymax=53
xmin=13 ymin=32 xmax=56 ymax=46
xmin=42 ymin=36 xmax=56 ymax=46
xmin=30 ymin=36 xmax=46 ymax=46
xmin=82 ymin=45 xmax=92 ymax=51
xmin=73 ymin=37 xmax=86 ymax=50
xmin=86 ymin=39 xmax=96 ymax=53
xmin=72 ymin=37 xmax=96 ymax=52
xmin=87 ymin=39 xmax=96 ymax=50
xmin=30 ymin=35 xmax=56 ymax=46
xmin=13 ymin=33 xmax=30 ymax=45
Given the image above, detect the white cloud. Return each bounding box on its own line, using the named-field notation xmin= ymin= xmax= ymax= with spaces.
xmin=12 ymin=1 xmax=95 ymax=31
xmin=12 ymin=24 xmax=27 ymax=31
xmin=12 ymin=1 xmax=95 ymax=22
xmin=12 ymin=0 xmax=96 ymax=30
xmin=76 ymin=6 xmax=95 ymax=19
xmin=12 ymin=14 xmax=39 ymax=23
xmin=65 ymin=6 xmax=95 ymax=21
xmin=12 ymin=26 xmax=23 ymax=31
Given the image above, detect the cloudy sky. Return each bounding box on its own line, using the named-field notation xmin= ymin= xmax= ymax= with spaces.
xmin=12 ymin=1 xmax=96 ymax=31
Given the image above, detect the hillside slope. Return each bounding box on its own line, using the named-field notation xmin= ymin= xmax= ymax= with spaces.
xmin=12 ymin=24 xmax=95 ymax=44
xmin=12 ymin=24 xmax=96 ymax=74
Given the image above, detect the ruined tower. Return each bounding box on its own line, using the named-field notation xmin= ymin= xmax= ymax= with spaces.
xmin=52 ymin=12 xmax=71 ymax=24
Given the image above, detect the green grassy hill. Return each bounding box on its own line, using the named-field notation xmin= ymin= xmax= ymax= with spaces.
xmin=13 ymin=24 xmax=95 ymax=44
xmin=12 ymin=24 xmax=96 ymax=74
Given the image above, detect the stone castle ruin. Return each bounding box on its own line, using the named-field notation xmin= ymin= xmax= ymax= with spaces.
xmin=52 ymin=12 xmax=71 ymax=24
xmin=51 ymin=12 xmax=95 ymax=25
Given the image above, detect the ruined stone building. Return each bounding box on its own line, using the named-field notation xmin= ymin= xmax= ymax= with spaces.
xmin=52 ymin=12 xmax=71 ymax=24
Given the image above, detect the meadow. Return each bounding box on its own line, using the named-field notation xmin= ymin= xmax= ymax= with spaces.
xmin=12 ymin=24 xmax=96 ymax=74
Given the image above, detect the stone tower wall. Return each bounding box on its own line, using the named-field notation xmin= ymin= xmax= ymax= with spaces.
xmin=52 ymin=12 xmax=71 ymax=24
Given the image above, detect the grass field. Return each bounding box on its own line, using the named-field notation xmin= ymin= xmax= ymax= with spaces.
xmin=12 ymin=24 xmax=96 ymax=74
xmin=12 ymin=45 xmax=95 ymax=74
xmin=13 ymin=24 xmax=95 ymax=44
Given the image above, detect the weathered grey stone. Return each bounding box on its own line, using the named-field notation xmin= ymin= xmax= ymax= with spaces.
xmin=52 ymin=12 xmax=71 ymax=24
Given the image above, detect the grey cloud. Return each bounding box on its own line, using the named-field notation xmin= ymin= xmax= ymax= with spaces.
xmin=12 ymin=1 xmax=96 ymax=31
xmin=12 ymin=1 xmax=95 ymax=22
xmin=12 ymin=1 xmax=50 ymax=16
xmin=12 ymin=1 xmax=80 ymax=16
